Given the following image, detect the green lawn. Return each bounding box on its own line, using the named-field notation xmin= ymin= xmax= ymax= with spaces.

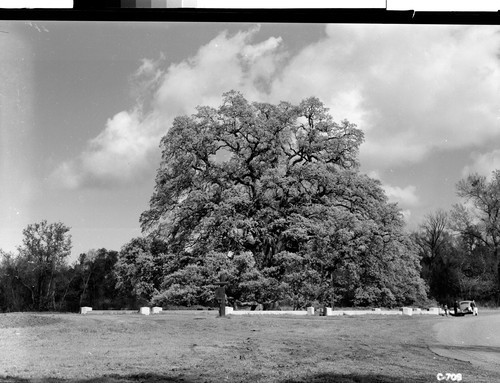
xmin=0 ymin=312 xmax=498 ymax=382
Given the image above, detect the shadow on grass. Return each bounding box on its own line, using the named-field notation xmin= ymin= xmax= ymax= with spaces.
xmin=281 ymin=372 xmax=431 ymax=383
xmin=432 ymin=344 xmax=500 ymax=353
xmin=1 ymin=374 xmax=189 ymax=383
xmin=0 ymin=372 xmax=432 ymax=383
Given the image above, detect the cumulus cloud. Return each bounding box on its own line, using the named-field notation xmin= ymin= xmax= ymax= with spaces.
xmin=153 ymin=27 xmax=286 ymax=116
xmin=462 ymin=150 xmax=500 ymax=178
xmin=51 ymin=109 xmax=161 ymax=189
xmin=367 ymin=171 xmax=419 ymax=215
xmin=382 ymin=184 xmax=420 ymax=207
xmin=271 ymin=25 xmax=500 ymax=169
xmin=129 ymin=55 xmax=166 ymax=109
xmin=51 ymin=24 xmax=500 ymax=189
xmin=51 ymin=27 xmax=286 ymax=189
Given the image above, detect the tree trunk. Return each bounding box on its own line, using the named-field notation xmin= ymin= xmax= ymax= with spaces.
xmin=330 ymin=274 xmax=335 ymax=310
xmin=36 ymin=270 xmax=46 ymax=311
xmin=497 ymin=255 xmax=500 ymax=306
xmin=46 ymin=275 xmax=54 ymax=310
xmin=59 ymin=274 xmax=75 ymax=311
xmin=15 ymin=273 xmax=35 ymax=309
xmin=80 ymin=269 xmax=93 ymax=307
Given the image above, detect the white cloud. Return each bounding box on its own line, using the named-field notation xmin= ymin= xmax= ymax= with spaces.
xmin=271 ymin=25 xmax=500 ymax=169
xmin=400 ymin=209 xmax=412 ymax=223
xmin=51 ymin=109 xmax=162 ymax=189
xmin=51 ymin=27 xmax=286 ymax=189
xmin=52 ymin=24 xmax=500 ymax=189
xmin=153 ymin=27 xmax=286 ymax=116
xmin=367 ymin=171 xmax=419 ymax=211
xmin=382 ymin=184 xmax=419 ymax=207
xmin=462 ymin=150 xmax=500 ymax=178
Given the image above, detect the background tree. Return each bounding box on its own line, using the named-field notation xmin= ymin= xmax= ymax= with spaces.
xmin=114 ymin=237 xmax=169 ymax=307
xmin=140 ymin=91 xmax=428 ymax=308
xmin=451 ymin=171 xmax=500 ymax=304
xmin=15 ymin=220 xmax=72 ymax=311
xmin=416 ymin=210 xmax=449 ymax=261
xmin=0 ymin=250 xmax=31 ymax=311
xmin=66 ymin=248 xmax=127 ymax=311
xmin=413 ymin=211 xmax=460 ymax=303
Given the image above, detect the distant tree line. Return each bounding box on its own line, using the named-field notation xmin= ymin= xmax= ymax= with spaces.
xmin=1 ymin=92 xmax=499 ymax=312
xmin=413 ymin=171 xmax=500 ymax=307
xmin=0 ymin=222 xmax=136 ymax=312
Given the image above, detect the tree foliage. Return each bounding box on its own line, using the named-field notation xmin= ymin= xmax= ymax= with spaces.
xmin=141 ymin=91 xmax=427 ymax=308
xmin=451 ymin=171 xmax=500 ymax=303
xmin=67 ymin=248 xmax=131 ymax=310
xmin=1 ymin=224 xmax=133 ymax=312
xmin=15 ymin=220 xmax=72 ymax=311
xmin=151 ymin=251 xmax=266 ymax=308
xmin=414 ymin=175 xmax=500 ymax=306
xmin=0 ymin=250 xmax=30 ymax=312
xmin=114 ymin=237 xmax=170 ymax=306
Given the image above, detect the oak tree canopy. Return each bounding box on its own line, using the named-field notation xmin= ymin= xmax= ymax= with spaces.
xmin=140 ymin=91 xmax=427 ymax=308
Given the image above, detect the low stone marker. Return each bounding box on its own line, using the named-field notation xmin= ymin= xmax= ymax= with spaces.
xmin=402 ymin=307 xmax=413 ymax=316
xmin=140 ymin=307 xmax=151 ymax=315
xmin=307 ymin=307 xmax=315 ymax=315
xmin=372 ymin=308 xmax=381 ymax=313
xmin=413 ymin=308 xmax=422 ymax=315
xmin=325 ymin=307 xmax=333 ymax=316
xmin=152 ymin=307 xmax=162 ymax=314
xmin=80 ymin=306 xmax=92 ymax=314
xmin=225 ymin=306 xmax=233 ymax=315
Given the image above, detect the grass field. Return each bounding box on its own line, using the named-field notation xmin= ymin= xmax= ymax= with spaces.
xmin=1 ymin=311 xmax=499 ymax=383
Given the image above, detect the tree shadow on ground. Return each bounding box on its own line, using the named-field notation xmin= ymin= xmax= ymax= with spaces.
xmin=0 ymin=374 xmax=194 ymax=383
xmin=0 ymin=372 xmax=433 ymax=383
xmin=281 ymin=372 xmax=431 ymax=383
xmin=432 ymin=344 xmax=500 ymax=353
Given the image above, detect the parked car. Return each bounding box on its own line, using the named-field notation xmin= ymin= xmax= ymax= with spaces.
xmin=450 ymin=300 xmax=478 ymax=316
xmin=460 ymin=300 xmax=478 ymax=316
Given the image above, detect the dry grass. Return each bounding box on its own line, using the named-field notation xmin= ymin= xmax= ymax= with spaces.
xmin=0 ymin=312 xmax=498 ymax=382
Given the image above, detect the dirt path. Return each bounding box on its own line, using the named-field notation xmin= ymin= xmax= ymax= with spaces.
xmin=431 ymin=311 xmax=500 ymax=372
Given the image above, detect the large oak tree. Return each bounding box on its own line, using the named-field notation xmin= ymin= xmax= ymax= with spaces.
xmin=141 ymin=91 xmax=427 ymax=307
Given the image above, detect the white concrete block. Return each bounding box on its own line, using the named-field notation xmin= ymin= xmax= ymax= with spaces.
xmin=230 ymin=310 xmax=307 ymax=315
xmin=140 ymin=307 xmax=151 ymax=315
xmin=325 ymin=307 xmax=333 ymax=316
xmin=372 ymin=308 xmax=382 ymax=313
xmin=347 ymin=310 xmax=368 ymax=316
xmin=413 ymin=308 xmax=422 ymax=314
xmin=225 ymin=306 xmax=233 ymax=315
xmin=383 ymin=311 xmax=403 ymax=315
xmin=328 ymin=310 xmax=344 ymax=316
xmin=428 ymin=307 xmax=440 ymax=315
xmin=307 ymin=307 xmax=315 ymax=315
xmin=152 ymin=307 xmax=163 ymax=314
xmin=402 ymin=307 xmax=413 ymax=316
xmin=80 ymin=306 xmax=92 ymax=314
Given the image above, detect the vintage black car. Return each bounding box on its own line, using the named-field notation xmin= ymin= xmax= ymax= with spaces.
xmin=450 ymin=300 xmax=478 ymax=316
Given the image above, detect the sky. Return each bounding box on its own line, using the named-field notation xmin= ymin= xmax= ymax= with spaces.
xmin=1 ymin=21 xmax=500 ymax=263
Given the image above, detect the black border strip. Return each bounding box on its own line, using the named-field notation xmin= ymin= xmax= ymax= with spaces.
xmin=1 ymin=8 xmax=500 ymax=24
